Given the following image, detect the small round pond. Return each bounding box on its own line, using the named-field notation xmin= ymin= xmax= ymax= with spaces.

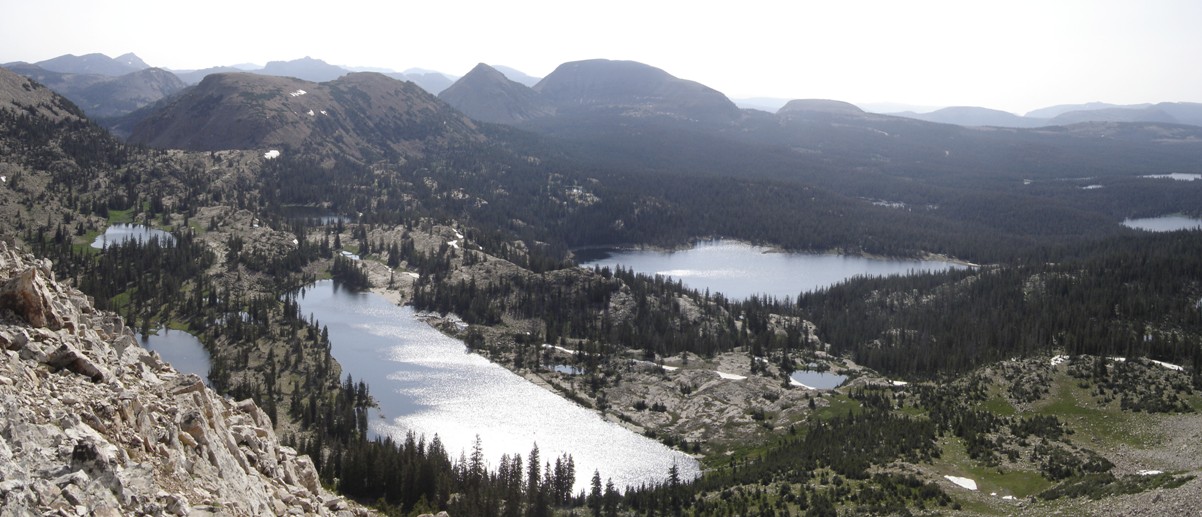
xmin=136 ymin=326 xmax=210 ymax=385
xmin=789 ymin=370 xmax=848 ymax=390
xmin=91 ymin=224 xmax=176 ymax=249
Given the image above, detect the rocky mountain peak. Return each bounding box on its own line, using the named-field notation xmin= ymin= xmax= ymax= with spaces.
xmin=114 ymin=53 xmax=150 ymax=70
xmin=0 ymin=241 xmax=368 ymax=515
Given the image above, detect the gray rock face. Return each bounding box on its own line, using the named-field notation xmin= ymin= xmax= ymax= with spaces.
xmin=0 ymin=241 xmax=370 ymax=516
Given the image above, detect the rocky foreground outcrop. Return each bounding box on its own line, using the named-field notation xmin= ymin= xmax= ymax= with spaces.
xmin=0 ymin=241 xmax=369 ymax=516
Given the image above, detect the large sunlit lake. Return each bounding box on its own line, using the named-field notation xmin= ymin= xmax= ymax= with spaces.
xmin=294 ymin=280 xmax=699 ymax=492
xmin=576 ymin=240 xmax=965 ymax=300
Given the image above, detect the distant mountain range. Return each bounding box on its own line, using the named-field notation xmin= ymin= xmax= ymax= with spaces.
xmin=1 ymin=54 xmax=185 ymax=119
xmin=32 ymin=52 xmax=149 ymax=76
xmin=890 ymin=102 xmax=1202 ymax=128
xmin=0 ymin=54 xmax=478 ymax=118
xmin=5 ymin=51 xmax=1202 ymax=132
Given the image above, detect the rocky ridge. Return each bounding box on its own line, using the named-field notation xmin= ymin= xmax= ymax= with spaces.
xmin=0 ymin=241 xmax=369 ymax=516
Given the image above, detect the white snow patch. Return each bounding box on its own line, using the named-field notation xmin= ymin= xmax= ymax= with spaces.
xmin=542 ymin=344 xmax=576 ymax=355
xmin=405 ymin=272 xmax=420 ymax=279
xmin=289 ymin=89 xmax=307 ymax=97
xmin=1142 ymin=173 xmax=1202 ymax=181
xmin=263 ymin=150 xmax=280 ymax=160
xmin=447 ymin=240 xmax=460 ymax=249
xmin=292 ymin=238 xmax=299 ymax=245
xmin=789 ymin=378 xmax=815 ymax=389
xmin=0 ymin=175 xmax=5 ymax=183
xmin=716 ymin=371 xmax=746 ymax=380
xmin=1050 ymin=355 xmax=1070 ymax=367
xmin=454 ymin=230 xmax=464 ymax=240
xmin=339 ymin=250 xmax=360 ymax=260
xmin=660 ymin=365 xmax=679 ymax=371
xmin=1149 ymin=360 xmax=1184 ymax=371
xmin=320 ymin=110 xmax=327 ymax=115
xmin=1082 ymin=184 xmax=1104 ymax=190
xmin=944 ymin=476 xmax=977 ymax=490
xmin=1137 ymin=470 xmax=1164 ymax=476
xmin=1023 ymin=179 xmax=1032 ymax=185
xmin=1002 ymin=495 xmax=1016 ymax=500
xmin=889 ymin=380 xmax=909 ymax=386
xmin=307 ymin=109 xmax=315 ymax=116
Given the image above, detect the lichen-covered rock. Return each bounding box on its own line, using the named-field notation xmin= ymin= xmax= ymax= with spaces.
xmin=0 ymin=242 xmax=371 ymax=516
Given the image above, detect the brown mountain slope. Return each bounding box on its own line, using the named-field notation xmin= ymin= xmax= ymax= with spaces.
xmin=129 ymin=72 xmax=483 ymax=161
xmin=0 ymin=66 xmax=88 ymax=123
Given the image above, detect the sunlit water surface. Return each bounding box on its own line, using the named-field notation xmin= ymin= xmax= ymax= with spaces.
xmin=577 ymin=240 xmax=964 ymax=300
xmin=295 ymin=281 xmax=699 ymax=492
xmin=1122 ymin=215 xmax=1202 ymax=232
xmin=90 ymin=224 xmax=176 ymax=249
xmin=789 ymin=370 xmax=847 ymax=389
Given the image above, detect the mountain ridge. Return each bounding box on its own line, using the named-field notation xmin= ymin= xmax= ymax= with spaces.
xmin=12 ymin=52 xmax=1202 ymax=130
xmin=127 ymin=71 xmax=482 ymax=161
xmin=31 ymin=52 xmax=146 ymax=76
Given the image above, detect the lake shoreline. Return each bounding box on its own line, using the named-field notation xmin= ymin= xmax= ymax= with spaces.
xmin=571 ymin=237 xmax=980 ymax=268
xmin=577 ymin=238 xmax=968 ymax=299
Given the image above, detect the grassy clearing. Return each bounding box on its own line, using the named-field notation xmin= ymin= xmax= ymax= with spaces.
xmin=936 ymin=437 xmax=1053 ymax=499
xmin=107 ymin=208 xmax=134 ymax=224
xmin=812 ymin=393 xmax=863 ymax=420
xmin=979 ymin=394 xmax=1017 ymax=416
xmin=1034 ymin=373 xmax=1150 ymax=448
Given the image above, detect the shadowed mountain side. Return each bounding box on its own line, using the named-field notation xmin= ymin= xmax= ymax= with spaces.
xmin=439 ymin=63 xmax=553 ymax=124
xmin=533 ymin=59 xmax=742 ymax=124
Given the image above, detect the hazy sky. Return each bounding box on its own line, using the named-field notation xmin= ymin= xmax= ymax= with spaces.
xmin=3 ymin=0 xmax=1200 ymax=114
